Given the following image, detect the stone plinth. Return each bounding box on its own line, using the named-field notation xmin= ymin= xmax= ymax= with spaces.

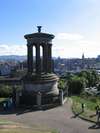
xmin=23 ymin=73 xmax=59 ymax=96
xmin=24 ymin=81 xmax=58 ymax=95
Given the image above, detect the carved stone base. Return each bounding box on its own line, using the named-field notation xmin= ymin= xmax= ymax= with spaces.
xmin=23 ymin=81 xmax=59 ymax=95
xmin=20 ymin=73 xmax=59 ymax=105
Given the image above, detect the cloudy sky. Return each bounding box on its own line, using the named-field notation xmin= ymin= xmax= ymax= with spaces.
xmin=0 ymin=0 xmax=100 ymax=58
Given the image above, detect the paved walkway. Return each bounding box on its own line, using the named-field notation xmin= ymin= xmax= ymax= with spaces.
xmin=0 ymin=100 xmax=100 ymax=133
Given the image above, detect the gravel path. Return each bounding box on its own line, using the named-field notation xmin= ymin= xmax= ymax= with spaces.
xmin=0 ymin=99 xmax=100 ymax=133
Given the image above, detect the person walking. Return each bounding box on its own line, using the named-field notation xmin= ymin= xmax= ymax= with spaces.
xmin=81 ymin=103 xmax=85 ymax=112
xmin=95 ymin=105 xmax=99 ymax=115
xmin=97 ymin=108 xmax=100 ymax=125
xmin=3 ymin=102 xmax=7 ymax=111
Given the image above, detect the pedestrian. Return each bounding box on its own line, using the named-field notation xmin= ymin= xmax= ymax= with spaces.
xmin=95 ymin=105 xmax=99 ymax=115
xmin=81 ymin=103 xmax=85 ymax=112
xmin=3 ymin=102 xmax=7 ymax=111
xmin=97 ymin=108 xmax=100 ymax=124
xmin=7 ymin=98 xmax=13 ymax=110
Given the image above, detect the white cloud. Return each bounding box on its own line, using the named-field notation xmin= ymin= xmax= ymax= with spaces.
xmin=0 ymin=35 xmax=99 ymax=59
xmin=56 ymin=33 xmax=84 ymax=40
xmin=0 ymin=44 xmax=27 ymax=55
xmin=52 ymin=33 xmax=100 ymax=58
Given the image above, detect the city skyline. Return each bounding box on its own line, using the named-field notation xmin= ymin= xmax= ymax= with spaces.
xmin=0 ymin=0 xmax=100 ymax=58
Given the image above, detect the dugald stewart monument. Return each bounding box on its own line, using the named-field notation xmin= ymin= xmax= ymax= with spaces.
xmin=20 ymin=26 xmax=59 ymax=105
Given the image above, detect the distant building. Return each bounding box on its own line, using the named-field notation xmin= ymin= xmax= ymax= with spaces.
xmin=54 ymin=54 xmax=100 ymax=75
xmin=81 ymin=53 xmax=85 ymax=69
xmin=0 ymin=63 xmax=11 ymax=76
xmin=0 ymin=61 xmax=18 ymax=76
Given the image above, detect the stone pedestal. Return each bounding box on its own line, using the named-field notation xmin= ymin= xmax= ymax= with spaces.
xmin=24 ymin=81 xmax=59 ymax=95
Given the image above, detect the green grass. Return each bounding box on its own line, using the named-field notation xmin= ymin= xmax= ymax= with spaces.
xmin=0 ymin=119 xmax=15 ymax=125
xmin=0 ymin=128 xmax=53 ymax=133
xmin=71 ymin=96 xmax=100 ymax=122
xmin=0 ymin=119 xmax=59 ymax=133
xmin=0 ymin=126 xmax=58 ymax=133
xmin=0 ymin=123 xmax=58 ymax=133
xmin=51 ymin=129 xmax=59 ymax=133
xmin=0 ymin=121 xmax=14 ymax=125
xmin=0 ymin=98 xmax=7 ymax=102
xmin=71 ymin=96 xmax=100 ymax=111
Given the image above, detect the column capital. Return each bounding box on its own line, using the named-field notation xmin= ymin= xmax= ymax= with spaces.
xmin=27 ymin=43 xmax=33 ymax=47
xmin=48 ymin=43 xmax=52 ymax=46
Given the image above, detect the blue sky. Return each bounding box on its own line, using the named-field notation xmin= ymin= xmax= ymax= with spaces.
xmin=0 ymin=0 xmax=100 ymax=58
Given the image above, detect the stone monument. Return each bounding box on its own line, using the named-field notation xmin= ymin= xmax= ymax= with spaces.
xmin=21 ymin=26 xmax=59 ymax=105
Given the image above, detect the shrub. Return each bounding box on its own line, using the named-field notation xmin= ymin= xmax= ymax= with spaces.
xmin=0 ymin=85 xmax=13 ymax=97
xmin=68 ymin=76 xmax=86 ymax=95
xmin=58 ymin=79 xmax=66 ymax=90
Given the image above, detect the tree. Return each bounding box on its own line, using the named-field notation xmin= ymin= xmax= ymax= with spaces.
xmin=91 ymin=70 xmax=99 ymax=86
xmin=0 ymin=85 xmax=13 ymax=97
xmin=68 ymin=76 xmax=86 ymax=95
xmin=97 ymin=84 xmax=100 ymax=91
xmin=58 ymin=79 xmax=66 ymax=90
xmin=78 ymin=70 xmax=99 ymax=87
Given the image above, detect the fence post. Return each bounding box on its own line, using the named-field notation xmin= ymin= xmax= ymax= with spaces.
xmin=59 ymin=90 xmax=64 ymax=105
xmin=37 ymin=92 xmax=42 ymax=109
xmin=16 ymin=91 xmax=21 ymax=107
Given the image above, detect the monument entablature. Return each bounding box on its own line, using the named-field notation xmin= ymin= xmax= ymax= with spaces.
xmin=27 ymin=38 xmax=52 ymax=45
xmin=24 ymin=32 xmax=54 ymax=40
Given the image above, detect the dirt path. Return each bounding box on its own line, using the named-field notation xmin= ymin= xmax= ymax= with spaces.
xmin=0 ymin=99 xmax=100 ymax=133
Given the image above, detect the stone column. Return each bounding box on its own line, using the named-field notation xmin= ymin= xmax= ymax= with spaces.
xmin=36 ymin=44 xmax=41 ymax=74
xmin=43 ymin=44 xmax=48 ymax=73
xmin=47 ymin=44 xmax=52 ymax=73
xmin=27 ymin=44 xmax=33 ymax=73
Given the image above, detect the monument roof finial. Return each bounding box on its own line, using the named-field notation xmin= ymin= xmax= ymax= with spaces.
xmin=37 ymin=26 xmax=42 ymax=33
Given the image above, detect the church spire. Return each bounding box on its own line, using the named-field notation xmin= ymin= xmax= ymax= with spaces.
xmin=82 ymin=53 xmax=85 ymax=60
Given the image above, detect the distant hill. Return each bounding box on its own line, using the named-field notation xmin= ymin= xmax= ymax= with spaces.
xmin=0 ymin=55 xmax=58 ymax=62
xmin=0 ymin=55 xmax=27 ymax=62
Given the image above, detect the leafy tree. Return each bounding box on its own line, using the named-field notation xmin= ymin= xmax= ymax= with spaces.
xmin=0 ymin=85 xmax=22 ymax=97
xmin=78 ymin=70 xmax=99 ymax=87
xmin=0 ymin=85 xmax=13 ymax=97
xmin=97 ymin=84 xmax=100 ymax=91
xmin=58 ymin=79 xmax=66 ymax=90
xmin=68 ymin=76 xmax=86 ymax=95
xmin=58 ymin=70 xmax=100 ymax=95
xmin=91 ymin=70 xmax=99 ymax=86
